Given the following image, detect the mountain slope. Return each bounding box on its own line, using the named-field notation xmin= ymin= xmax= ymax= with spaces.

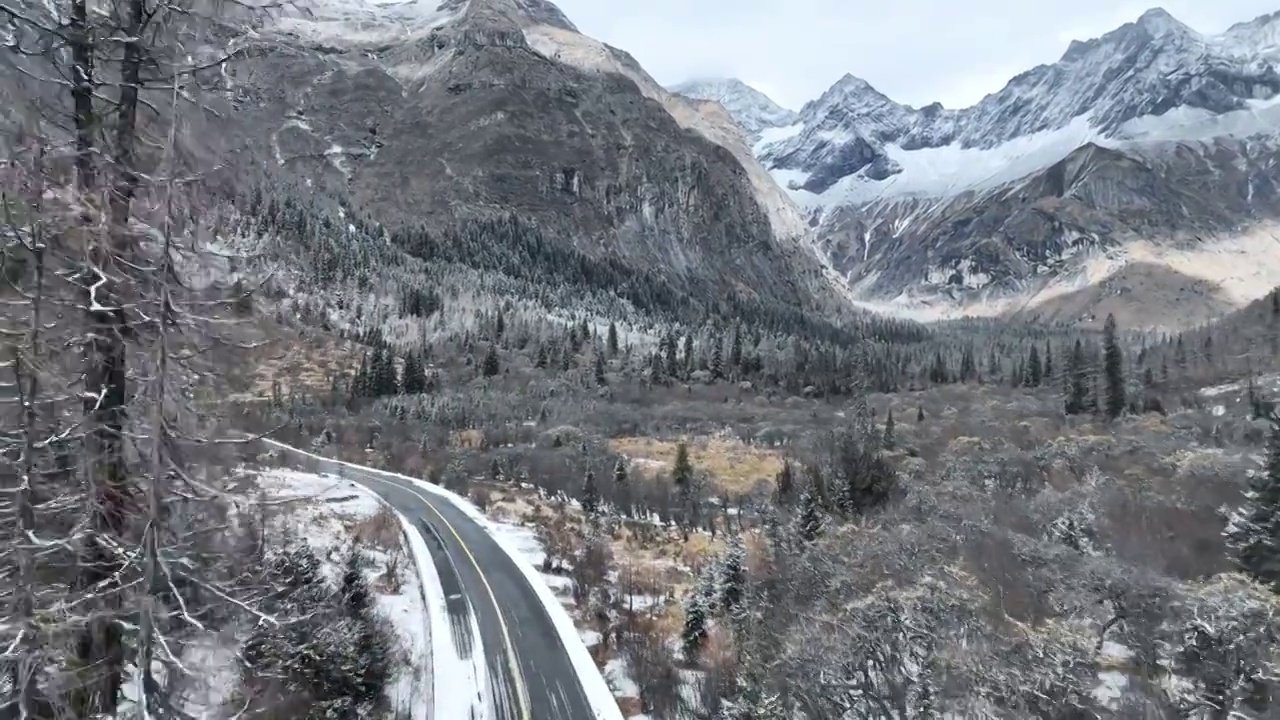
xmin=669 ymin=78 xmax=798 ymax=137
xmin=0 ymin=0 xmax=816 ymax=328
xmin=217 ymin=0 xmax=820 ymax=318
xmin=759 ymin=7 xmax=1280 ymax=327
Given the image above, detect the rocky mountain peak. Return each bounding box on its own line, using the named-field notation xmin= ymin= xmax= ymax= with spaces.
xmin=1132 ymin=7 xmax=1195 ymax=38
xmin=466 ymin=0 xmax=577 ymax=31
xmin=668 ymin=77 xmax=798 ymax=137
xmin=1061 ymin=7 xmax=1200 ymax=63
xmin=1218 ymin=10 xmax=1280 ymax=59
xmin=806 ymin=74 xmax=897 ymax=113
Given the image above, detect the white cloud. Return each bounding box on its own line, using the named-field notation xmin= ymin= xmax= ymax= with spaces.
xmin=549 ymin=0 xmax=1280 ymax=109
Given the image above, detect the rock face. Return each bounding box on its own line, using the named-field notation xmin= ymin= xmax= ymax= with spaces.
xmin=224 ymin=0 xmax=825 ymax=312
xmin=669 ymin=78 xmax=798 ymax=138
xmin=3 ymin=0 xmax=828 ymax=317
xmin=756 ymin=7 xmax=1280 ymax=326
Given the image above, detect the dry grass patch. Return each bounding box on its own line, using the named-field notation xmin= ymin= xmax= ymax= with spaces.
xmin=451 ymin=429 xmax=486 ymax=449
xmin=349 ymin=505 xmax=403 ymax=552
xmin=608 ymin=436 xmax=783 ymax=493
xmin=247 ymin=330 xmax=364 ymax=400
xmin=616 ymin=697 xmax=643 ymax=717
xmin=617 ymin=559 xmax=684 ymax=598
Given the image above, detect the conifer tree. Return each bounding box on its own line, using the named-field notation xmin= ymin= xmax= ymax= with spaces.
xmin=796 ymin=490 xmax=824 ymax=544
xmin=711 ymin=339 xmax=724 ymax=380
xmin=606 ymin=321 xmax=619 ymax=357
xmin=1226 ymin=418 xmax=1280 ymax=590
xmin=774 ymin=461 xmax=795 ymax=505
xmin=594 ymin=351 xmax=607 ymax=386
xmin=613 ymin=457 xmax=628 ymax=484
xmin=354 ymin=352 xmax=370 ymax=398
xmin=1103 ymin=314 xmax=1126 ymax=420
xmin=883 ymin=408 xmax=896 ymax=450
xmin=401 ymin=353 xmax=426 ymax=395
xmin=682 ymin=582 xmax=710 ymax=663
xmin=482 ymin=343 xmax=500 ymax=377
xmin=1044 ymin=340 xmax=1054 ymax=384
xmin=916 ymin=405 xmax=925 ymax=423
xmin=673 ymin=441 xmax=694 ymax=487
xmin=581 ymin=469 xmax=600 ymax=516
xmin=339 ymin=546 xmax=372 ymax=619
xmin=959 ymin=346 xmax=975 ymax=383
xmin=1025 ymin=344 xmax=1042 ymax=387
xmin=1065 ymin=339 xmax=1090 ymax=415
xmin=718 ymin=535 xmax=747 ymax=613
xmin=665 ymin=333 xmax=680 ymax=377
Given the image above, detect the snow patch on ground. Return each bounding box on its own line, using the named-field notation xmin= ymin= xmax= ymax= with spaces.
xmin=1199 ymin=372 xmax=1280 ymax=398
xmin=1093 ymin=640 xmax=1134 ymax=708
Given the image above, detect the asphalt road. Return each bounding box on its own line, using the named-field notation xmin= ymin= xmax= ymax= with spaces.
xmin=264 ymin=442 xmax=600 ymax=720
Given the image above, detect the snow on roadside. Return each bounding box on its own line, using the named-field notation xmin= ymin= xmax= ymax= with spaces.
xmin=457 ymin=507 xmax=643 ymax=720
xmin=255 ymin=468 xmax=434 ymax=720
xmin=388 ymin=503 xmax=490 ymax=719
xmin=418 ymin=494 xmax=626 ymax=720
xmin=258 ymin=439 xmax=626 ymax=720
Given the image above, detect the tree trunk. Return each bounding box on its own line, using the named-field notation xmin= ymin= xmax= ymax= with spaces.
xmin=69 ymin=0 xmax=94 ymax=190
xmin=73 ymin=0 xmax=144 ymax=710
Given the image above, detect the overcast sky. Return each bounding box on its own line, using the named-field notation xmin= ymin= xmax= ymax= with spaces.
xmin=549 ymin=0 xmax=1280 ymax=109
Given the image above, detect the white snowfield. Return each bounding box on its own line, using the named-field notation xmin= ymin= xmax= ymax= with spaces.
xmin=766 ymin=96 xmax=1280 ymax=211
xmin=260 ymin=438 xmax=625 ymax=720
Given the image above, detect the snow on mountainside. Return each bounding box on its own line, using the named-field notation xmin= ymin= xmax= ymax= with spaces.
xmin=760 ymin=7 xmax=1280 ymax=201
xmin=269 ymin=0 xmax=469 ymax=45
xmin=669 ymin=77 xmax=798 ymax=137
xmin=758 ymin=6 xmax=1280 ymax=328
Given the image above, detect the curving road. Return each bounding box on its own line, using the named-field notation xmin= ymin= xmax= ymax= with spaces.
xmin=264 ymin=441 xmax=603 ymax=720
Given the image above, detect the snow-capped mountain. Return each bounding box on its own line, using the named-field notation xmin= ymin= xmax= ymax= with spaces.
xmin=669 ymin=78 xmax=798 ymax=137
xmin=759 ymin=7 xmax=1280 ymax=326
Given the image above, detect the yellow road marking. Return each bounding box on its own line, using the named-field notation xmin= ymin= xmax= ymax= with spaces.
xmin=357 ymin=473 xmax=532 ymax=720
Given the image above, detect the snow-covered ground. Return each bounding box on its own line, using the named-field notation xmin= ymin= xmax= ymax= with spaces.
xmin=1199 ymin=372 xmax=1280 ymax=399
